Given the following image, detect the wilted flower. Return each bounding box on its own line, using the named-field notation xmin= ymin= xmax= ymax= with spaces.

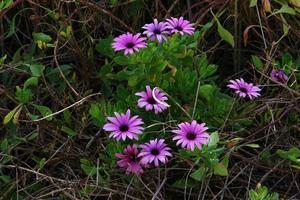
xmin=138 ymin=139 xmax=172 ymax=167
xmin=103 ymin=109 xmax=144 ymax=141
xmin=112 ymin=32 xmax=147 ymax=55
xmin=172 ymin=120 xmax=210 ymax=151
xmin=135 ymin=86 xmax=169 ymax=114
xmin=116 ymin=144 xmax=144 ymax=175
xmin=270 ymin=69 xmax=288 ymax=83
xmin=227 ymin=78 xmax=261 ymax=99
xmin=165 ymin=17 xmax=195 ymax=35
xmin=142 ymin=19 xmax=169 ymax=43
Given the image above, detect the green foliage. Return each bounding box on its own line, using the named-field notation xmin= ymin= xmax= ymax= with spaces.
xmin=0 ymin=0 xmax=13 ymax=10
xmin=249 ymin=184 xmax=279 ymax=200
xmin=15 ymin=86 xmax=32 ymax=104
xmin=80 ymin=159 xmax=97 ymax=176
xmin=277 ymin=147 xmax=300 ymax=169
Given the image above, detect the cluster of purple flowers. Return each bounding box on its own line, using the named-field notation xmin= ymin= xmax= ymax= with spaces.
xmin=106 ymin=17 xmax=290 ymax=175
xmin=112 ymin=17 xmax=195 ymax=55
xmin=103 ymin=86 xmax=210 ymax=175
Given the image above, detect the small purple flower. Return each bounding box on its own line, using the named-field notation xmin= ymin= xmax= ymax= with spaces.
xmin=227 ymin=78 xmax=261 ymax=99
xmin=270 ymin=69 xmax=288 ymax=83
xmin=172 ymin=120 xmax=210 ymax=151
xmin=112 ymin=32 xmax=147 ymax=55
xmin=103 ymin=109 xmax=144 ymax=141
xmin=135 ymin=86 xmax=169 ymax=114
xmin=166 ymin=17 xmax=195 ymax=35
xmin=138 ymin=139 xmax=172 ymax=167
xmin=116 ymin=144 xmax=144 ymax=175
xmin=142 ymin=19 xmax=169 ymax=43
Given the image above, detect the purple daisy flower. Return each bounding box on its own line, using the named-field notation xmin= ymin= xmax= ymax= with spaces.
xmin=172 ymin=120 xmax=210 ymax=151
xmin=112 ymin=32 xmax=147 ymax=55
xmin=116 ymin=144 xmax=144 ymax=175
xmin=135 ymin=86 xmax=169 ymax=114
xmin=165 ymin=17 xmax=195 ymax=35
xmin=270 ymin=69 xmax=288 ymax=83
xmin=103 ymin=109 xmax=144 ymax=141
xmin=227 ymin=78 xmax=261 ymax=99
xmin=142 ymin=19 xmax=169 ymax=43
xmin=138 ymin=139 xmax=172 ymax=167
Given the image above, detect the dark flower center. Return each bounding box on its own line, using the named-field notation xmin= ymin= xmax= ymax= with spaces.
xmin=151 ymin=149 xmax=160 ymax=156
xmin=129 ymin=154 xmax=137 ymax=161
xmin=126 ymin=42 xmax=135 ymax=48
xmin=175 ymin=26 xmax=183 ymax=31
xmin=153 ymin=29 xmax=161 ymax=34
xmin=239 ymin=87 xmax=248 ymax=93
xmin=186 ymin=132 xmax=196 ymax=140
xmin=147 ymin=97 xmax=156 ymax=105
xmin=119 ymin=124 xmax=129 ymax=132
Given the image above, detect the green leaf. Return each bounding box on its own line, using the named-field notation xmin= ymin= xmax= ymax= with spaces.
xmin=95 ymin=37 xmax=114 ymax=57
xmin=190 ymin=167 xmax=206 ymax=181
xmin=245 ymin=144 xmax=260 ymax=148
xmin=89 ymin=103 xmax=102 ymax=120
xmin=80 ymin=159 xmax=97 ymax=176
xmin=32 ymin=32 xmax=52 ymax=43
xmin=24 ymin=77 xmax=38 ymax=89
xmin=273 ymin=4 xmax=296 ymax=15
xmin=0 ymin=0 xmax=13 ymax=10
xmin=39 ymin=158 xmax=46 ymax=169
xmin=277 ymin=147 xmax=300 ymax=164
xmin=128 ymin=75 xmax=139 ymax=87
xmin=13 ymin=105 xmax=22 ymax=124
xmin=0 ymin=175 xmax=12 ymax=184
xmin=0 ymin=54 xmax=7 ymax=66
xmin=29 ymin=64 xmax=45 ymax=77
xmin=251 ymin=55 xmax=263 ymax=70
xmin=114 ymin=56 xmax=130 ymax=65
xmin=198 ymin=54 xmax=218 ymax=79
xmin=249 ymin=0 xmax=258 ymax=7
xmin=281 ymin=14 xmax=289 ymax=36
xmin=213 ymin=162 xmax=228 ymax=176
xmin=3 ymin=105 xmax=22 ymax=124
xmin=208 ymin=131 xmax=219 ymax=147
xmin=61 ymin=126 xmax=77 ymax=137
xmin=213 ymin=14 xmax=234 ymax=47
xmin=199 ymin=84 xmax=215 ymax=102
xmin=15 ymin=86 xmax=32 ymax=104
xmin=32 ymin=104 xmax=53 ymax=121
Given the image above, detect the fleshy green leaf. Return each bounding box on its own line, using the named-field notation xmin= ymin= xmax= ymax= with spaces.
xmin=251 ymin=55 xmax=263 ymax=70
xmin=273 ymin=4 xmax=296 ymax=15
xmin=95 ymin=37 xmax=114 ymax=57
xmin=213 ymin=14 xmax=234 ymax=47
xmin=249 ymin=0 xmax=258 ymax=7
xmin=24 ymin=77 xmax=38 ymax=89
xmin=61 ymin=126 xmax=77 ymax=137
xmin=208 ymin=131 xmax=219 ymax=147
xmin=190 ymin=167 xmax=206 ymax=181
xmin=32 ymin=32 xmax=52 ymax=43
xmin=32 ymin=104 xmax=53 ymax=121
xmin=30 ymin=64 xmax=45 ymax=77
xmin=3 ymin=105 xmax=22 ymax=124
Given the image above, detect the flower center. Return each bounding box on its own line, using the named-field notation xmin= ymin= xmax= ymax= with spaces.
xmin=153 ymin=29 xmax=161 ymax=34
xmin=239 ymin=87 xmax=248 ymax=93
xmin=151 ymin=149 xmax=160 ymax=156
xmin=186 ymin=132 xmax=196 ymax=140
xmin=147 ymin=97 xmax=156 ymax=104
xmin=130 ymin=154 xmax=137 ymax=161
xmin=175 ymin=26 xmax=183 ymax=31
xmin=119 ymin=124 xmax=129 ymax=132
xmin=126 ymin=42 xmax=135 ymax=48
